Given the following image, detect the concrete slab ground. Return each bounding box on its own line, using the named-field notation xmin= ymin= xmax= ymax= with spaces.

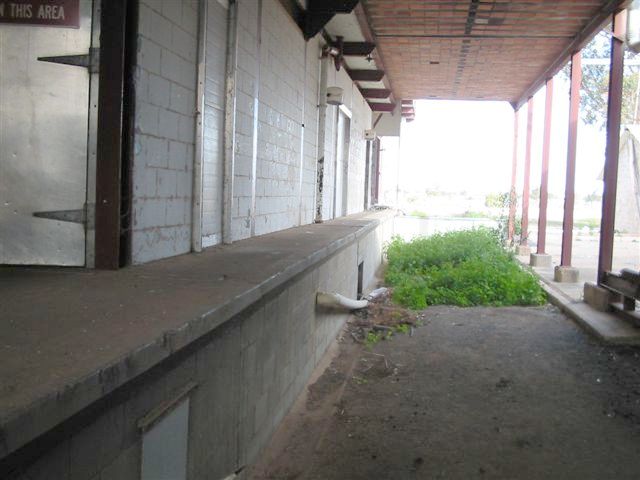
xmin=249 ymin=306 xmax=640 ymax=479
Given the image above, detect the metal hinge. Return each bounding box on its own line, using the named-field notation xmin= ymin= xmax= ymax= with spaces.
xmin=37 ymin=47 xmax=100 ymax=74
xmin=33 ymin=204 xmax=95 ymax=229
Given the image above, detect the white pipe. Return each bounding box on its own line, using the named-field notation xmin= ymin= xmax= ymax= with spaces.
xmin=222 ymin=0 xmax=239 ymax=244
xmin=316 ymin=292 xmax=368 ymax=310
xmin=191 ymin=0 xmax=208 ymax=253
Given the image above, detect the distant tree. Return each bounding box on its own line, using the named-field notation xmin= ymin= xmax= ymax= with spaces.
xmin=584 ymin=191 xmax=603 ymax=203
xmin=561 ymin=30 xmax=640 ymax=129
xmin=485 ymin=192 xmax=506 ymax=208
xmin=530 ymin=187 xmax=541 ymax=200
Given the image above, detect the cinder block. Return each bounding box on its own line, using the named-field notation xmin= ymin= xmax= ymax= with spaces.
xmin=554 ymin=265 xmax=580 ymax=283
xmin=99 ymin=443 xmax=140 ymax=480
xmin=584 ymin=281 xmax=618 ymax=312
xmin=69 ymin=405 xmax=125 ymax=480
xmin=148 ymin=73 xmax=171 ymax=108
xmin=138 ymin=37 xmax=162 ymax=73
xmin=158 ymin=109 xmax=180 ymax=141
xmin=135 ymin=103 xmax=160 ymax=137
xmin=21 ymin=439 xmax=70 ymax=480
xmin=156 ymin=169 xmax=177 ymax=198
xmin=171 ymin=24 xmax=197 ymax=63
xmin=530 ymin=253 xmax=552 ymax=268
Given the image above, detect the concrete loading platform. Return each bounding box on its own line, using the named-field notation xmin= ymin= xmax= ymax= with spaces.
xmin=0 ymin=211 xmax=393 ymax=479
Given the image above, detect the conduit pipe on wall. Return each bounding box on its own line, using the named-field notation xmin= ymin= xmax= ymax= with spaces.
xmin=316 ymin=292 xmax=368 ymax=310
xmin=191 ymin=0 xmax=208 ymax=253
xmin=222 ymin=0 xmax=239 ymax=244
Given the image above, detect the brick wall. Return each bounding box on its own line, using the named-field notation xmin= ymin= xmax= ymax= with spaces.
xmin=202 ymin=0 xmax=228 ymax=247
xmin=130 ymin=0 xmax=198 ymax=264
xmin=130 ymin=0 xmax=373 ymax=261
xmin=231 ymin=0 xmax=321 ymax=240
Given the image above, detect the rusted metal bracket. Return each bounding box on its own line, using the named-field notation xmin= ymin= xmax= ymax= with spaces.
xmin=38 ymin=47 xmax=100 ymax=73
xmin=33 ymin=204 xmax=95 ymax=229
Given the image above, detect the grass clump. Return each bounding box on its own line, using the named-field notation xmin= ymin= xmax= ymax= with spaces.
xmin=385 ymin=229 xmax=546 ymax=309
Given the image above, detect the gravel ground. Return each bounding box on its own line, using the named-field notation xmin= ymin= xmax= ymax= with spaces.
xmin=248 ymin=305 xmax=640 ymax=480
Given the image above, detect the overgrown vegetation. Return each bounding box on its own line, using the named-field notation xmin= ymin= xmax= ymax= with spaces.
xmin=385 ymin=229 xmax=546 ymax=309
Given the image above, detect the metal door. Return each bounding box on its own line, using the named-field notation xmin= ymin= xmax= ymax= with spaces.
xmin=0 ymin=1 xmax=93 ymax=266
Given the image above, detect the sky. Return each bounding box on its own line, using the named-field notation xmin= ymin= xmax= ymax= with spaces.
xmin=397 ymin=75 xmax=608 ymax=198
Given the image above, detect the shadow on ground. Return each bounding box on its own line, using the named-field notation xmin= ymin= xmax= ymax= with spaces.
xmin=248 ymin=305 xmax=640 ymax=480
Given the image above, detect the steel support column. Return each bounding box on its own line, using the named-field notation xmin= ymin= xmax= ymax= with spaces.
xmin=507 ymin=110 xmax=519 ymax=245
xmin=520 ymin=98 xmax=534 ymax=247
xmin=95 ymin=0 xmax=131 ymax=269
xmin=560 ymin=51 xmax=582 ymax=267
xmin=537 ymin=78 xmax=554 ymax=254
xmin=598 ymin=11 xmax=627 ymax=282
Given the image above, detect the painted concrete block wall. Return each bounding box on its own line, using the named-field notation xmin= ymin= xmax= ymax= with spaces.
xmin=13 ymin=217 xmax=392 ymax=480
xmin=131 ymin=0 xmax=198 ymax=264
xmin=347 ymin=89 xmax=372 ymax=214
xmin=299 ymin=38 xmax=321 ymax=226
xmin=130 ymin=0 xmax=372 ymax=262
xmin=252 ymin=0 xmax=306 ymax=237
xmin=230 ymin=0 xmax=260 ymax=241
xmin=201 ymin=0 xmax=229 ymax=248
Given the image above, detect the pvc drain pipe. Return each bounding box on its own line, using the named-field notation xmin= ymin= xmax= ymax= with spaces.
xmin=316 ymin=292 xmax=368 ymax=310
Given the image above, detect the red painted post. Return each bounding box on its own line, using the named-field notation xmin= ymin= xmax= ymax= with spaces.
xmin=507 ymin=110 xmax=518 ymax=245
xmin=560 ymin=51 xmax=581 ymax=267
xmin=537 ymin=78 xmax=554 ymax=254
xmin=520 ymin=98 xmax=534 ymax=247
xmin=598 ymin=11 xmax=627 ymax=283
xmin=508 ymin=110 xmax=519 ymax=245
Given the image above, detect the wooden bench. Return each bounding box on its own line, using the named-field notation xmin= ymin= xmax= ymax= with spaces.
xmin=601 ymin=269 xmax=640 ymax=326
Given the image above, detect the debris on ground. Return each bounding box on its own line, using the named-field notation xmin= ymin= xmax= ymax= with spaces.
xmin=347 ymin=287 xmax=427 ymax=344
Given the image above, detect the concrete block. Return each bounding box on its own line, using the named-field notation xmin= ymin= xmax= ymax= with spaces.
xmin=170 ymin=83 xmax=195 ymax=116
xmin=530 ymin=253 xmax=552 ymax=268
xmin=554 ymin=265 xmax=580 ymax=283
xmin=138 ymin=37 xmax=162 ymax=73
xmin=148 ymin=73 xmax=171 ymax=108
xmin=21 ymin=439 xmax=70 ymax=480
xmin=144 ymin=136 xmax=169 ymax=168
xmin=135 ymin=102 xmax=160 ymax=136
xmin=171 ymin=24 xmax=197 ymax=63
xmin=584 ymin=281 xmax=618 ymax=312
xmin=69 ymin=404 xmax=125 ymax=480
xmin=156 ymin=169 xmax=177 ymax=198
xmin=158 ymin=109 xmax=180 ymax=141
xmin=99 ymin=443 xmax=140 ymax=480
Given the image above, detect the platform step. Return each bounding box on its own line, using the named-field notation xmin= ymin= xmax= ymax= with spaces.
xmin=610 ymin=302 xmax=640 ymax=327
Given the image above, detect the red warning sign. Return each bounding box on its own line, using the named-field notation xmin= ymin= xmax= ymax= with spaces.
xmin=0 ymin=0 xmax=80 ymax=28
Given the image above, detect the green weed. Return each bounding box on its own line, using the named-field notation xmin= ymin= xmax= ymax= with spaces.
xmin=384 ymin=229 xmax=546 ymax=309
xmin=394 ymin=323 xmax=411 ymax=334
xmin=365 ymin=331 xmax=383 ymax=348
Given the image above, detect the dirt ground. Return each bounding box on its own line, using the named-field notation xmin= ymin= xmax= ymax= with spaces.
xmin=248 ymin=304 xmax=640 ymax=480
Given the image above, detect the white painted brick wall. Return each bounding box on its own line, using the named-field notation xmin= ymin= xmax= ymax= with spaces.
xmin=347 ymin=88 xmax=372 ymax=214
xmin=131 ymin=0 xmax=198 ymax=264
xmin=129 ymin=0 xmax=373 ymax=262
xmin=202 ymin=0 xmax=228 ymax=247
